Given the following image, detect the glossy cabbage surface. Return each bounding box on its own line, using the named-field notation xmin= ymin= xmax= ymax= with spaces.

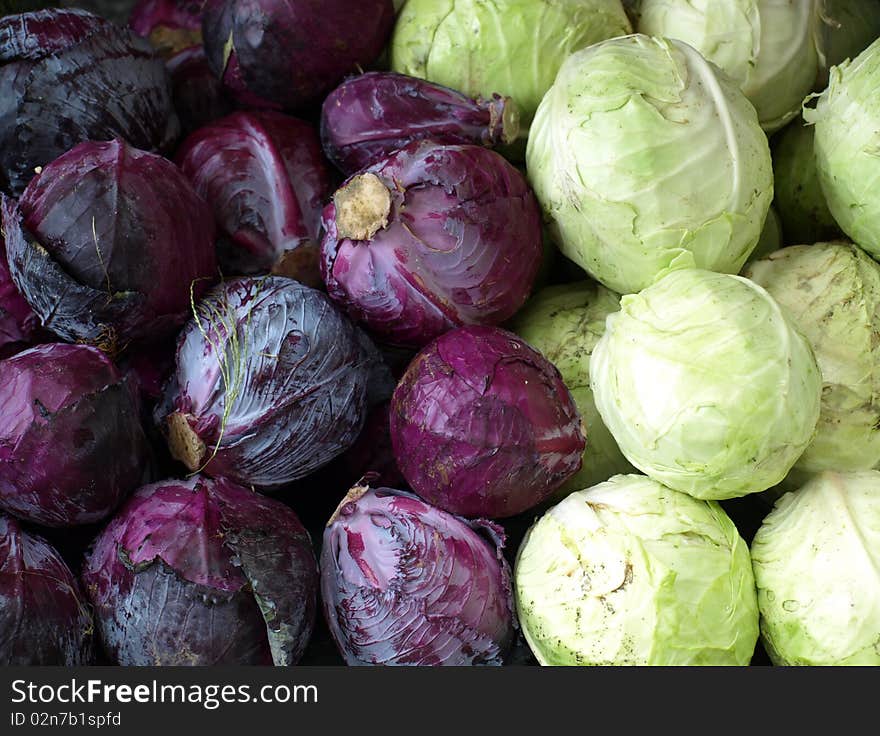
xmin=0 ymin=8 xmax=179 ymax=196
xmin=82 ymin=475 xmax=318 ymax=666
xmin=177 ymin=111 xmax=331 ymax=284
xmin=390 ymin=325 xmax=586 ymax=518
xmin=0 ymin=343 xmax=151 ymax=527
xmin=2 ymin=139 xmax=217 ymax=351
xmin=157 ymin=276 xmax=374 ymax=489
xmin=0 ymin=512 xmax=93 ymax=665
xmin=320 ymin=484 xmax=515 ymax=665
xmin=321 ymin=140 xmax=542 ymax=348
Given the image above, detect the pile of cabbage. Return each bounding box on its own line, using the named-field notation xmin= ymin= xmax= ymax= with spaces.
xmin=1 ymin=0 xmax=879 ymax=668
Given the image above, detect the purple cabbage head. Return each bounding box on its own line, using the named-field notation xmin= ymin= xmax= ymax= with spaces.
xmin=0 ymin=229 xmax=37 ymax=358
xmin=0 ymin=343 xmax=151 ymax=527
xmin=176 ymin=111 xmax=332 ymax=285
xmin=321 ymin=483 xmax=516 ymax=666
xmin=82 ymin=475 xmax=318 ymax=666
xmin=321 ymin=71 xmax=521 ymax=175
xmin=166 ymin=44 xmax=233 ymax=137
xmin=390 ymin=325 xmax=586 ymax=519
xmin=0 ymin=512 xmax=94 ymax=665
xmin=201 ymin=0 xmax=395 ymax=110
xmin=129 ymin=0 xmax=205 ymax=57
xmin=0 ymin=8 xmax=179 ymax=196
xmin=1 ymin=139 xmax=218 ymax=352
xmin=320 ymin=140 xmax=543 ymax=348
xmin=157 ymin=276 xmax=375 ymax=490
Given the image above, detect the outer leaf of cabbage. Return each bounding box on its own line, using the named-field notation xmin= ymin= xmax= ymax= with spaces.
xmin=508 ymin=282 xmax=634 ymax=498
xmin=515 ymin=474 xmax=759 ymax=666
xmin=526 ymin=34 xmax=773 ymax=295
xmin=637 ymin=0 xmax=823 ymax=133
xmin=750 ymin=470 xmax=880 ymax=666
xmin=590 ymin=268 xmax=822 ymax=500
xmin=744 ymin=242 xmax=880 ymax=473
xmin=805 ymin=38 xmax=880 ymax=258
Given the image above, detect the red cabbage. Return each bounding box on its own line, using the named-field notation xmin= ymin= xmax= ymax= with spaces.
xmin=0 ymin=343 xmax=151 ymax=527
xmin=0 ymin=8 xmax=179 ymax=196
xmin=201 ymin=0 xmax=395 ymax=110
xmin=390 ymin=325 xmax=586 ymax=519
xmin=321 ymin=71 xmax=520 ymax=175
xmin=82 ymin=475 xmax=318 ymax=666
xmin=156 ymin=276 xmax=375 ymax=490
xmin=176 ymin=111 xmax=331 ymax=285
xmin=1 ymin=139 xmax=217 ymax=352
xmin=0 ymin=229 xmax=37 ymax=358
xmin=166 ymin=44 xmax=233 ymax=137
xmin=129 ymin=0 xmax=204 ymax=57
xmin=0 ymin=512 xmax=94 ymax=665
xmin=320 ymin=140 xmax=543 ymax=348
xmin=321 ymin=483 xmax=516 ymax=666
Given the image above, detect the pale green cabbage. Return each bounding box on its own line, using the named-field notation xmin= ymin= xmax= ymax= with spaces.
xmin=744 ymin=242 xmax=880 ymax=474
xmin=590 ymin=268 xmax=822 ymax=500
xmin=750 ymin=470 xmax=880 ymax=666
xmin=390 ymin=0 xmax=632 ymax=149
xmin=508 ymin=282 xmax=633 ymax=498
xmin=637 ymin=0 xmax=824 ymax=133
xmin=515 ymin=474 xmax=759 ymax=666
xmin=805 ymin=38 xmax=880 ymax=258
xmin=770 ymin=119 xmax=841 ymax=246
xmin=526 ymin=34 xmax=773 ymax=295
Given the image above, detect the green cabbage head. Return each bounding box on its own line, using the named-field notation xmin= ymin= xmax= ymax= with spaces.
xmin=637 ymin=0 xmax=824 ymax=133
xmin=590 ymin=268 xmax=822 ymax=500
xmin=526 ymin=34 xmax=773 ymax=295
xmin=805 ymin=38 xmax=880 ymax=258
xmin=770 ymin=119 xmax=841 ymax=246
xmin=750 ymin=470 xmax=880 ymax=666
xmin=390 ymin=0 xmax=632 ymax=150
xmin=514 ymin=474 xmax=759 ymax=666
xmin=744 ymin=242 xmax=880 ymax=474
xmin=508 ymin=282 xmax=633 ymax=498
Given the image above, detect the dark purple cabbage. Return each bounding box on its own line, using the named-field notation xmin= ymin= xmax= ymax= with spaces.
xmin=0 ymin=512 xmax=94 ymax=665
xmin=167 ymin=44 xmax=232 ymax=136
xmin=320 ymin=140 xmax=543 ymax=348
xmin=321 ymin=483 xmax=515 ymax=666
xmin=176 ymin=111 xmax=331 ymax=285
xmin=0 ymin=8 xmax=179 ymax=196
xmin=321 ymin=71 xmax=521 ymax=175
xmin=0 ymin=229 xmax=37 ymax=358
xmin=2 ymin=139 xmax=218 ymax=352
xmin=82 ymin=475 xmax=318 ymax=666
xmin=390 ymin=325 xmax=586 ymax=519
xmin=156 ymin=276 xmax=374 ymax=489
xmin=201 ymin=0 xmax=395 ymax=110
xmin=0 ymin=343 xmax=151 ymax=527
xmin=129 ymin=0 xmax=204 ymax=57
